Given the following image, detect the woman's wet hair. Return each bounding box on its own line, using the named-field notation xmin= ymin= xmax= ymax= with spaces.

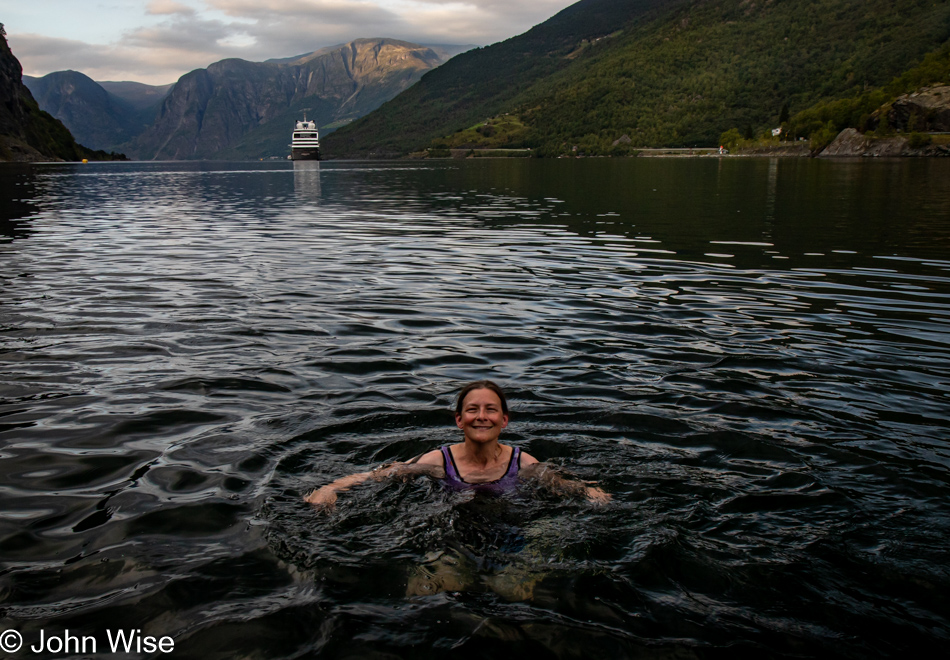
xmin=455 ymin=380 xmax=509 ymax=415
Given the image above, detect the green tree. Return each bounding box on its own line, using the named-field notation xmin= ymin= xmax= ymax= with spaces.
xmin=908 ymin=132 xmax=931 ymax=148
xmin=873 ymin=114 xmax=891 ymax=137
xmin=779 ymin=103 xmax=790 ymax=124
xmin=720 ymin=128 xmax=743 ymax=150
xmin=907 ymin=111 xmax=918 ymax=132
xmin=809 ymin=121 xmax=839 ymax=150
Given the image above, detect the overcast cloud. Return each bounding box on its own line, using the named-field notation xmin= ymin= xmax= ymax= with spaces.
xmin=7 ymin=0 xmax=576 ymax=85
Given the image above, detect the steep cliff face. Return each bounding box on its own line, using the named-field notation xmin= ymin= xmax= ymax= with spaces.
xmin=0 ymin=26 xmax=87 ymax=161
xmin=22 ymin=70 xmax=150 ymax=151
xmin=134 ymin=68 xmax=217 ymax=159
xmin=128 ymin=38 xmax=441 ymax=160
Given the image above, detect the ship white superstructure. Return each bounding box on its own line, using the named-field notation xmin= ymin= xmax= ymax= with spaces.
xmin=291 ymin=118 xmax=320 ymax=160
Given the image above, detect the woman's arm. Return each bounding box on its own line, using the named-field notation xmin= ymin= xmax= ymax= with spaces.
xmin=520 ymin=461 xmax=611 ymax=504
xmin=304 ymin=450 xmax=445 ymax=509
xmin=304 ymin=470 xmax=372 ymax=508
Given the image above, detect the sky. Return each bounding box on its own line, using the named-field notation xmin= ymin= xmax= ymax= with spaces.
xmin=3 ymin=0 xmax=577 ymax=85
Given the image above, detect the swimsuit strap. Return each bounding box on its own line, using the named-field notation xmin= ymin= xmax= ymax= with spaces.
xmin=440 ymin=445 xmax=464 ymax=484
xmin=507 ymin=447 xmax=521 ymax=479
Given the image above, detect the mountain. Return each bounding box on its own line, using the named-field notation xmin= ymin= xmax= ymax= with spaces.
xmin=265 ymin=43 xmax=475 ymax=65
xmin=324 ymin=0 xmax=680 ymax=157
xmin=127 ymin=38 xmax=444 ymax=160
xmin=0 ymin=24 xmax=109 ymax=162
xmin=324 ymin=0 xmax=950 ymax=157
xmin=98 ymin=80 xmax=174 ymax=111
xmin=22 ymin=71 xmax=168 ymax=152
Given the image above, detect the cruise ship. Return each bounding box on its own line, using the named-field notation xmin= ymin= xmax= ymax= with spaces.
xmin=291 ymin=117 xmax=320 ymax=160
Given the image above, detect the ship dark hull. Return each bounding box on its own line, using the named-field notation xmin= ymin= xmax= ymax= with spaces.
xmin=291 ymin=147 xmax=321 ymax=161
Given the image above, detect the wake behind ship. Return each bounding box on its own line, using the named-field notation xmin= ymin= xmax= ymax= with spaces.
xmin=291 ymin=118 xmax=320 ymax=161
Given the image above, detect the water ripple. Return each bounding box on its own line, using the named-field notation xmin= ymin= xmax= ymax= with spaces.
xmin=1 ymin=159 xmax=949 ymax=657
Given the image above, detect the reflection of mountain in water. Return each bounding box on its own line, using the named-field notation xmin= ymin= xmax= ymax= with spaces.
xmin=0 ymin=165 xmax=38 ymax=241
xmin=293 ymin=161 xmax=321 ymax=202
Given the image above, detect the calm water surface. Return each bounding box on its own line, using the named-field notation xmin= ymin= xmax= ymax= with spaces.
xmin=1 ymin=158 xmax=949 ymax=658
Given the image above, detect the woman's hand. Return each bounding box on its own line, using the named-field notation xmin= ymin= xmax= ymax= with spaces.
xmin=304 ymin=485 xmax=338 ymax=510
xmin=585 ymin=485 xmax=612 ymax=505
xmin=522 ymin=462 xmax=611 ymax=505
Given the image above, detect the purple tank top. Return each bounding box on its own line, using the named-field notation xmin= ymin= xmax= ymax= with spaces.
xmin=440 ymin=445 xmax=521 ymax=493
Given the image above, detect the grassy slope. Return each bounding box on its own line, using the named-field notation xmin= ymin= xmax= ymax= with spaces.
xmin=425 ymin=114 xmax=532 ymax=152
xmin=326 ymin=0 xmax=950 ymax=157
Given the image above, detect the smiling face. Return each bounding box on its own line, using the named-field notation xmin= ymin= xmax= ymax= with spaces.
xmin=455 ymin=387 xmax=509 ymax=444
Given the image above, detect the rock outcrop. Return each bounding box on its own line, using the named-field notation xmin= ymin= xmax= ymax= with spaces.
xmin=819 ymin=127 xmax=950 ymax=157
xmin=128 ymin=38 xmax=443 ymax=160
xmin=819 ymin=128 xmax=906 ymax=157
xmin=887 ymin=85 xmax=950 ymax=132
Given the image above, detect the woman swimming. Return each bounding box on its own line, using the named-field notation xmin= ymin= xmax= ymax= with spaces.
xmin=304 ymin=380 xmax=610 ymax=508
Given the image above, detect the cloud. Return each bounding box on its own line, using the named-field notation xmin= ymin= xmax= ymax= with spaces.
xmin=12 ymin=32 xmax=216 ymax=85
xmin=204 ymin=0 xmax=576 ymax=50
xmin=11 ymin=0 xmax=576 ymax=84
xmin=10 ymin=16 xmax=245 ymax=85
xmin=12 ymin=34 xmax=122 ymax=77
xmin=146 ymin=0 xmax=197 ymax=16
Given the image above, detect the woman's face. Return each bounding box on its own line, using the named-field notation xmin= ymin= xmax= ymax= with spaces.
xmin=455 ymin=388 xmax=509 ymax=444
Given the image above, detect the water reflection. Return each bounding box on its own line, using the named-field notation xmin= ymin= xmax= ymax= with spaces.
xmin=0 ymin=164 xmax=39 ymax=241
xmin=293 ymin=160 xmax=322 ymax=202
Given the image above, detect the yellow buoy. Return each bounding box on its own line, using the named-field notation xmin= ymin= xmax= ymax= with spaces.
xmin=82 ymin=159 xmax=88 ymax=163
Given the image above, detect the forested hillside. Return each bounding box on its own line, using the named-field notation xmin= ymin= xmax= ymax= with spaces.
xmin=325 ymin=0 xmax=950 ymax=157
xmin=781 ymin=41 xmax=950 ymax=147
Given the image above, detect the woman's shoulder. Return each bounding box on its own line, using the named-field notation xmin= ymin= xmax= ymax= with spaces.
xmin=518 ymin=449 xmax=539 ymax=466
xmin=413 ymin=448 xmax=447 ymax=466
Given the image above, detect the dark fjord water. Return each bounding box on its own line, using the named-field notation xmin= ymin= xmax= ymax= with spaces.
xmin=1 ymin=158 xmax=949 ymax=658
